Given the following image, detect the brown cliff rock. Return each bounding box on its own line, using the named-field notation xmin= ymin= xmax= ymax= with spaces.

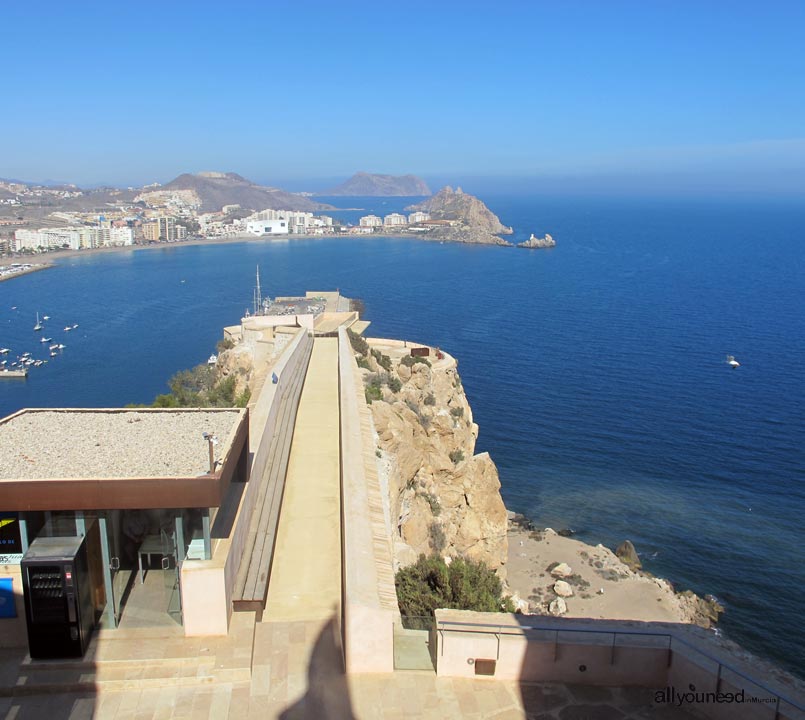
xmin=361 ymin=344 xmax=508 ymax=578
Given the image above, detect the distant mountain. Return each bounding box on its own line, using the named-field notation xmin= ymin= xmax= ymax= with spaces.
xmin=321 ymin=172 xmax=431 ymax=196
xmin=139 ymin=172 xmax=333 ymax=213
xmin=407 ymin=186 xmax=512 ymax=236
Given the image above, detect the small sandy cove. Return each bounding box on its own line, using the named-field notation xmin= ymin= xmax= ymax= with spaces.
xmin=505 ymin=518 xmax=704 ymax=624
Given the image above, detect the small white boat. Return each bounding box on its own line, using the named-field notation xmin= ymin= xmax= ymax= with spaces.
xmin=64 ymin=326 xmax=72 ymax=332
xmin=726 ymin=355 xmax=740 ymax=369
xmin=72 ymin=324 xmax=78 ymax=329
xmin=43 ymin=315 xmax=50 ymax=320
xmin=57 ymin=344 xmax=66 ymax=350
xmin=50 ymin=351 xmax=58 ymax=357
xmin=33 ymin=360 xmax=43 ymax=367
xmin=49 ymin=344 xmax=58 ymax=351
xmin=34 ymin=312 xmax=43 ymax=331
xmin=21 ymin=352 xmax=31 ymax=358
xmin=0 ymin=348 xmax=9 ymax=354
xmin=40 ymin=337 xmax=52 ymax=343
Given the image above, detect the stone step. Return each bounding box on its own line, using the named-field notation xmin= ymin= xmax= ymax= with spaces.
xmin=3 ymin=657 xmax=251 ymax=696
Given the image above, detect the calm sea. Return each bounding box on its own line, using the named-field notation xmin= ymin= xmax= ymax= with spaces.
xmin=1 ymin=195 xmax=803 ymax=678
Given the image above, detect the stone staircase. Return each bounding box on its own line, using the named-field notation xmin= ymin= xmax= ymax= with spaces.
xmin=0 ymin=612 xmax=256 ymax=697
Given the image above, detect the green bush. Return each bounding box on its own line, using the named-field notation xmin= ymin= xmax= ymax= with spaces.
xmin=207 ymin=375 xmax=237 ymax=406
xmin=216 ymin=337 xmax=235 ymax=352
xmin=387 ymin=375 xmax=402 ymax=393
xmin=348 ymin=328 xmax=369 ymax=356
xmin=236 ymin=387 xmax=251 ymax=407
xmin=423 ymin=492 xmax=441 ymax=516
xmin=429 ymin=522 xmax=447 ymax=553
xmin=424 ymin=393 xmax=436 ymax=406
xmin=395 ymin=554 xmax=514 ymax=621
xmin=356 ymin=356 xmax=371 ymax=370
xmin=400 ymin=354 xmax=431 ymax=368
xmin=449 ymin=449 xmax=465 ymax=464
xmin=371 ymin=349 xmax=392 ymax=371
xmin=365 ymin=375 xmax=383 ymax=403
xmin=450 ymin=406 xmax=464 ymax=419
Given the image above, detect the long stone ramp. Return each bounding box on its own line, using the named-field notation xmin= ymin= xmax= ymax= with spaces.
xmin=262 ymin=337 xmax=342 ymax=621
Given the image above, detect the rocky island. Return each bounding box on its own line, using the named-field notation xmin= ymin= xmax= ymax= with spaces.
xmin=406 ymin=186 xmax=514 ymax=245
xmin=322 ymin=171 xmax=431 ymax=196
xmin=518 ymin=232 xmax=556 ymax=249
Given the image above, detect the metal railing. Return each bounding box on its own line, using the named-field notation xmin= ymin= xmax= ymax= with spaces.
xmin=435 ymin=619 xmax=804 ymax=717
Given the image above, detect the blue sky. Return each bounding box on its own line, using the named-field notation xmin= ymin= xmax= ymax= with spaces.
xmin=2 ymin=1 xmax=804 ymax=195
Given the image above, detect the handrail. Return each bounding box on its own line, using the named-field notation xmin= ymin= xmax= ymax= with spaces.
xmin=435 ymin=619 xmax=804 ymax=713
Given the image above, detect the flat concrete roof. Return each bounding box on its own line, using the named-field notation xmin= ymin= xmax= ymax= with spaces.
xmin=0 ymin=408 xmax=248 ymax=511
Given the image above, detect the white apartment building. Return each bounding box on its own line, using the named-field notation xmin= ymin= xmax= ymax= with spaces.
xmin=359 ymin=215 xmax=382 ymax=228
xmin=383 ymin=213 xmax=407 ymax=227
xmin=249 ymin=210 xmax=333 ymax=234
xmin=14 ymin=226 xmax=134 ymax=251
xmin=408 ymin=211 xmax=430 ymax=224
xmin=246 ymin=219 xmax=289 ymax=235
xmin=109 ymin=227 xmax=135 ymax=246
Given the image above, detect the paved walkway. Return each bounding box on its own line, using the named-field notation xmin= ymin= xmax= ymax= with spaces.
xmin=262 ymin=337 xmax=341 ymax=623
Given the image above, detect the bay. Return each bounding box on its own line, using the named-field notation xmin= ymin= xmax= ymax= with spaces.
xmin=1 ymin=194 xmax=803 ymax=677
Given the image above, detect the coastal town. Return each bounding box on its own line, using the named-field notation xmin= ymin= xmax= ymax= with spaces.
xmin=0 ymin=175 xmax=445 ymax=255
xmin=0 ymin=174 xmax=550 ymax=256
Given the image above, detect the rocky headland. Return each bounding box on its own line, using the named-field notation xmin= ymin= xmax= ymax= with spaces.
xmin=518 ymin=232 xmax=556 ymax=249
xmin=406 ymin=186 xmax=514 ymax=245
xmin=356 ymin=336 xmax=723 ymax=629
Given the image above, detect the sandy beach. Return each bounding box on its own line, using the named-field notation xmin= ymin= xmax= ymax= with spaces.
xmin=505 ymin=517 xmax=719 ymax=626
xmin=11 ymin=232 xmax=411 ymax=264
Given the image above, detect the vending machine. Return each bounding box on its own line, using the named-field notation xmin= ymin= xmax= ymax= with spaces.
xmin=21 ymin=534 xmax=95 ymax=659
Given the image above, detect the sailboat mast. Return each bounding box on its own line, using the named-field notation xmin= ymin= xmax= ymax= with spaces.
xmin=255 ymin=265 xmax=262 ymax=315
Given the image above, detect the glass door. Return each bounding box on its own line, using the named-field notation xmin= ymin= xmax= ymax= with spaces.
xmin=160 ymin=527 xmax=182 ymax=624
xmin=98 ymin=511 xmax=126 ymax=627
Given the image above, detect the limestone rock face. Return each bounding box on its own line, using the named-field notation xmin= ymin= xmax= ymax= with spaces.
xmin=364 ymin=346 xmax=508 ymax=578
xmin=615 ymin=540 xmax=642 ymax=571
xmin=216 ymin=345 xmax=254 ymax=397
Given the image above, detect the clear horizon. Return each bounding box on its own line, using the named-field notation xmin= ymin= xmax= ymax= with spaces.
xmin=3 ymin=1 xmax=804 ymax=197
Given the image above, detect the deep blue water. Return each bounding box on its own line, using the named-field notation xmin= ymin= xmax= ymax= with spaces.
xmin=1 ymin=195 xmax=803 ymax=678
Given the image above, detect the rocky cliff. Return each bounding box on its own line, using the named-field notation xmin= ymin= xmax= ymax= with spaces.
xmin=406 ymin=186 xmax=513 ymax=245
xmin=323 ymin=172 xmax=431 ymax=196
xmin=356 ymin=340 xmax=508 ymax=577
